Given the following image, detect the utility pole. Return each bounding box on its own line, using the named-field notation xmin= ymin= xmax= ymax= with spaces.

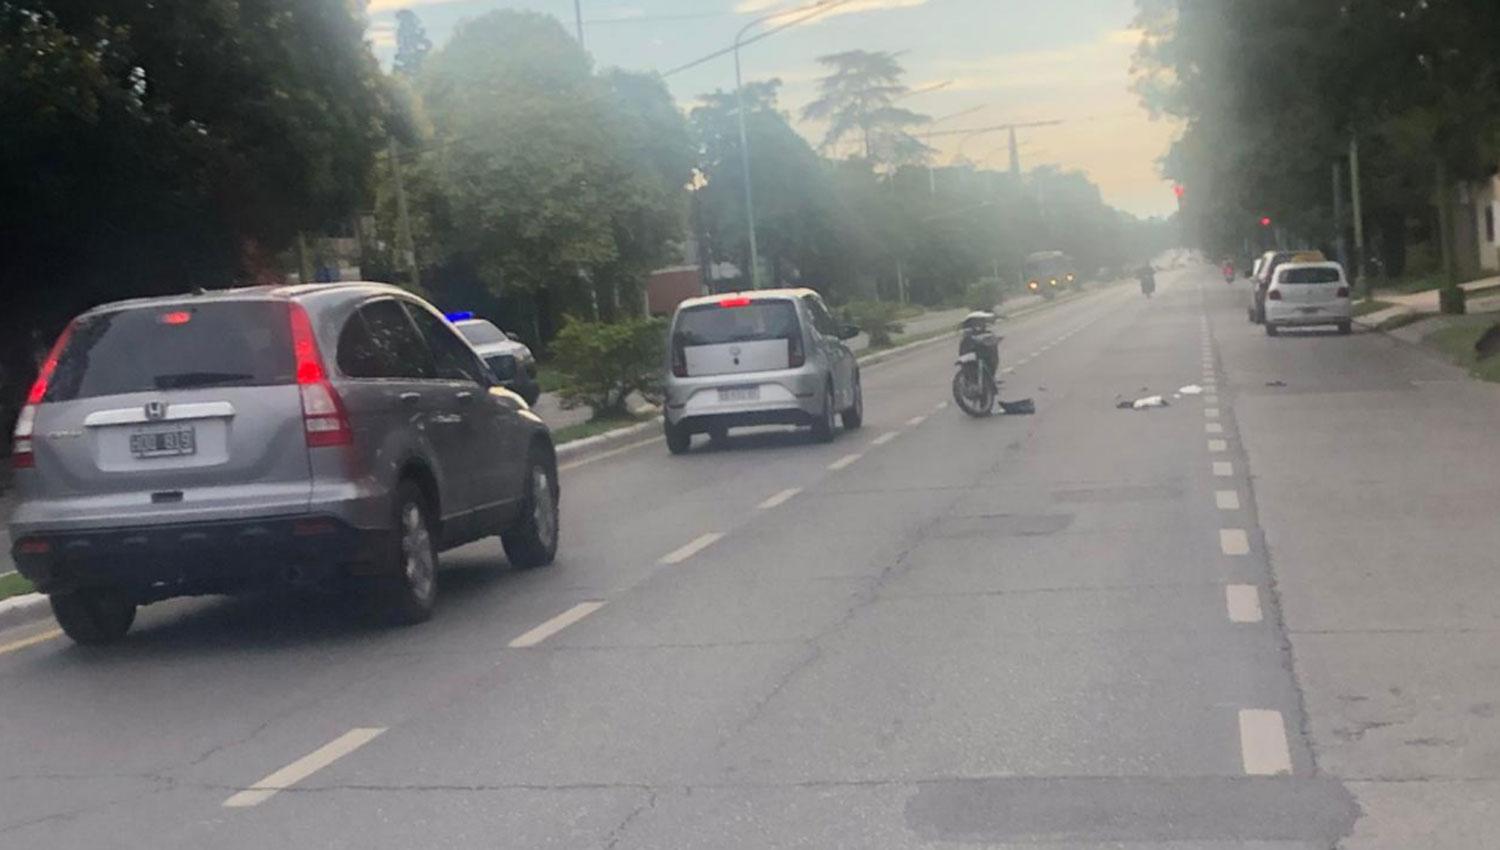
xmin=1008 ymin=126 xmax=1021 ymax=180
xmin=573 ymin=0 xmax=584 ymax=46
xmin=1333 ymin=161 xmax=1348 ymax=276
xmin=733 ymin=43 xmax=761 ymax=289
xmin=1349 ymin=134 xmax=1369 ymax=297
xmin=387 ymin=135 xmax=417 ymax=287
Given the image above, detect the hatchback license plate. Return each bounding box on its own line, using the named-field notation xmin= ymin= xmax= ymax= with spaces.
xmin=1298 ymin=307 xmax=1320 ymax=314
xmin=131 ymin=427 xmax=196 ymax=458
xmin=718 ymin=386 xmax=760 ymax=403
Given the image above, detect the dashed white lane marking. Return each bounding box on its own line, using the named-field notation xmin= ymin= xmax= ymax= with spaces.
xmin=906 ymin=415 xmax=927 ymax=427
xmin=1216 ymin=490 xmax=1241 ymax=510
xmin=871 ymin=432 xmax=899 ymax=447
xmin=935 ymin=401 xmax=949 ymax=411
xmin=757 ymin=488 xmax=802 ymax=510
xmin=223 ymin=727 xmax=387 ymax=808
xmin=659 ymin=532 xmax=725 ymax=565
xmin=1220 ymin=528 xmax=1250 ymax=556
xmin=509 ymin=601 xmax=608 ymax=647
xmin=1213 ymin=461 xmax=1234 ymax=477
xmin=1239 ymin=709 xmax=1293 ymax=776
xmin=1204 ymin=394 xmax=1220 ymax=405
xmin=1205 ymin=423 xmax=1223 ymax=434
xmin=1205 ymin=408 xmax=1221 ymax=419
xmin=0 ymin=629 xmax=62 ymax=657
xmin=828 ymin=453 xmax=863 ymax=471
xmin=1226 ymin=585 xmax=1264 ymax=623
xmin=1208 ymin=439 xmax=1228 ymax=452
xmin=1001 ymin=367 xmax=1016 ymax=374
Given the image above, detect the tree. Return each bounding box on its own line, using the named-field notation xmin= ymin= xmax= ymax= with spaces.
xmin=802 ymin=50 xmax=930 ymax=167
xmin=393 ymin=9 xmax=432 ymax=78
xmin=402 ymin=10 xmax=692 ymax=331
xmin=1 ymin=0 xmax=394 ymax=422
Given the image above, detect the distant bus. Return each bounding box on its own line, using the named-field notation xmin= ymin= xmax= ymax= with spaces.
xmin=1023 ymin=251 xmax=1077 ymax=299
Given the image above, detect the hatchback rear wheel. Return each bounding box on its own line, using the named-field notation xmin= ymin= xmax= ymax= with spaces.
xmin=811 ymin=382 xmax=837 ymax=443
xmin=841 ymin=372 xmax=864 ymax=430
xmin=51 ymin=588 xmax=136 ymax=645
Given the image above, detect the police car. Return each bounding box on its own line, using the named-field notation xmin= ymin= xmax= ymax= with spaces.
xmin=449 ymin=313 xmax=542 ymax=404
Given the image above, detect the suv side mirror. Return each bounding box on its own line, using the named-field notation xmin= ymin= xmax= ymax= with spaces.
xmin=837 ymin=324 xmax=860 ymax=341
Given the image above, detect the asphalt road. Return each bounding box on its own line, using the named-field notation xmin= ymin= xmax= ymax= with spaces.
xmin=0 ymin=267 xmax=1493 ymax=848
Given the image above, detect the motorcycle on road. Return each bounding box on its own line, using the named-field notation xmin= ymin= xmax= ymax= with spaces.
xmin=953 ymin=312 xmax=1001 ymax=417
xmin=1139 ymin=267 xmax=1157 ymax=298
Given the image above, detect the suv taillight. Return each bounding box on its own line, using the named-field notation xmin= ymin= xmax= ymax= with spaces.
xmin=11 ymin=322 xmax=75 ymax=470
xmin=289 ymin=303 xmax=353 ymax=448
xmin=788 ymin=334 xmax=806 ymax=369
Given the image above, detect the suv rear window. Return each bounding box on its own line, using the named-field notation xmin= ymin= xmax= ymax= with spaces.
xmin=1281 ymin=267 xmax=1342 ymax=284
xmin=44 ymin=302 xmax=294 ymax=402
xmin=454 ymin=320 xmax=507 ymax=346
xmin=674 ymin=300 xmax=799 ymax=345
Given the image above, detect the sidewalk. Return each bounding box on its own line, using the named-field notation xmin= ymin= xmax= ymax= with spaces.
xmin=1359 ymin=277 xmax=1500 ymax=329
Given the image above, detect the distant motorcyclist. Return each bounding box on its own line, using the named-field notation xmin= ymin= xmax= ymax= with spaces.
xmin=1138 ymin=265 xmax=1157 ymax=297
xmin=1221 ymin=259 xmax=1235 ymax=283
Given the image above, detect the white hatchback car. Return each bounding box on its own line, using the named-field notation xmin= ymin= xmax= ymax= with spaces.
xmin=1264 ymin=261 xmax=1353 ymax=336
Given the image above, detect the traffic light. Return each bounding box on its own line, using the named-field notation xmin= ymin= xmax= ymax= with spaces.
xmin=1259 ymin=216 xmax=1272 ymax=227
xmin=1173 ymin=185 xmax=1186 ymax=199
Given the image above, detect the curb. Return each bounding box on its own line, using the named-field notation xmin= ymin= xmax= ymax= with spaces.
xmin=0 ymin=592 xmax=49 ymax=632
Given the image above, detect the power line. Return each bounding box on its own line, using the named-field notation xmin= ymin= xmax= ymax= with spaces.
xmin=660 ymin=0 xmax=860 ymax=79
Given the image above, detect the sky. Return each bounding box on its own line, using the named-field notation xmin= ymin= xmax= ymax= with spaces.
xmin=365 ymin=0 xmax=1181 ymax=217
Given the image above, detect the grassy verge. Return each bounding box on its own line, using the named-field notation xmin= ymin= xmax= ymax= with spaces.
xmin=1352 ymin=299 xmax=1394 ymax=317
xmin=1377 ymin=311 xmax=1429 ymax=332
xmin=534 ymin=364 xmax=565 ymax=394
xmin=0 ymin=572 xmax=36 ymax=602
xmin=551 ymin=412 xmax=651 ymax=444
xmin=1423 ymin=314 xmax=1500 ymax=383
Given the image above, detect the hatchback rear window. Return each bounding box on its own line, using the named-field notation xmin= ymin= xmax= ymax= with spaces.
xmin=44 ymin=302 xmax=295 ymax=402
xmin=1281 ymin=267 xmax=1342 ymax=284
xmin=674 ymin=301 xmax=799 ymax=345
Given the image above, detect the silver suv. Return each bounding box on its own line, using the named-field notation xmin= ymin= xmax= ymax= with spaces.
xmin=451 ymin=316 xmax=541 ymax=405
xmin=8 ymin=283 xmax=559 ymax=644
xmin=663 ymin=289 xmax=863 ymax=453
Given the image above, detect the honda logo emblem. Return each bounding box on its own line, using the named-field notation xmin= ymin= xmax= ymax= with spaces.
xmin=145 ymin=401 xmax=167 ymax=421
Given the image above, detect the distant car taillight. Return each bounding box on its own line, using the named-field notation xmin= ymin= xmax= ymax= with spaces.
xmin=289 ymin=303 xmax=353 ymax=448
xmin=1336 ymin=286 xmax=1350 ymax=298
xmin=788 ymin=333 xmax=806 ymax=369
xmin=671 ymin=341 xmax=688 ymax=378
xmin=11 ymin=321 xmax=75 ymax=469
xmin=1267 ymin=289 xmax=1283 ymax=301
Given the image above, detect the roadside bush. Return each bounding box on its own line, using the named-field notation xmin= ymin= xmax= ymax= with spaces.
xmin=550 ymin=316 xmax=666 ymax=416
xmin=842 ymin=300 xmax=905 ymax=348
xmin=964 ymin=278 xmax=1004 ymax=312
xmin=1439 ymin=285 xmax=1467 ymax=315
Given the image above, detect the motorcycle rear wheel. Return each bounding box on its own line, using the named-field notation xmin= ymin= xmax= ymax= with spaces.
xmin=952 ymin=367 xmax=996 ymax=418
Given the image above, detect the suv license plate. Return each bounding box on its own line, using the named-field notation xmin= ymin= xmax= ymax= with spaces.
xmin=718 ymin=386 xmax=760 ymax=403
xmin=131 ymin=427 xmax=197 ymax=458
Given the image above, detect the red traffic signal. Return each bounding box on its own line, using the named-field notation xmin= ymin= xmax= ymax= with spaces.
xmin=1173 ymin=185 xmax=1186 ymax=199
xmin=1259 ymin=216 xmax=1272 ymax=227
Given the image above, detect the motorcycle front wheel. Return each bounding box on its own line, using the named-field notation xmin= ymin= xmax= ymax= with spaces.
xmin=952 ymin=366 xmax=996 ymax=418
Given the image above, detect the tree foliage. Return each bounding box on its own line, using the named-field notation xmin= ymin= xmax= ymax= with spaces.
xmin=802 ymin=50 xmax=930 ymax=167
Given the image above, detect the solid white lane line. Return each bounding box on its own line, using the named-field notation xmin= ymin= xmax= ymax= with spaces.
xmin=906 ymin=415 xmax=927 ymax=427
xmin=757 ymin=488 xmax=802 ymax=510
xmin=1215 ymin=490 xmax=1241 ymax=510
xmin=223 ymin=727 xmax=387 ymax=808
xmin=828 ymin=453 xmax=863 ymax=471
xmin=871 ymin=432 xmax=899 ymax=447
xmin=1213 ymin=461 xmax=1234 ymax=476
xmin=0 ymin=629 xmax=62 ymax=657
xmin=1220 ymin=528 xmax=1250 ymax=556
xmin=1226 ymin=585 xmax=1264 ymax=623
xmin=509 ymin=601 xmax=608 ymax=647
xmin=1205 ymin=423 xmax=1224 ymax=434
xmin=1205 ymin=408 xmax=1221 ymax=419
xmin=659 ymin=532 xmax=725 ymax=565
xmin=559 ymin=437 xmax=661 ymax=472
xmin=1208 ymin=439 xmax=1228 ymax=452
xmin=1239 ymin=709 xmax=1293 ymax=776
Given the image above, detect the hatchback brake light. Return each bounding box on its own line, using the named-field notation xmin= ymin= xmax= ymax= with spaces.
xmin=12 ymin=321 xmax=75 ymax=469
xmin=1267 ymin=289 xmax=1283 ymax=301
xmin=788 ymin=333 xmax=806 ymax=369
xmin=671 ymin=340 xmax=688 ymax=378
xmin=1335 ymin=286 xmax=1350 ymax=298
xmin=719 ymin=296 xmax=752 ymax=308
xmin=288 ymin=303 xmax=353 ymax=448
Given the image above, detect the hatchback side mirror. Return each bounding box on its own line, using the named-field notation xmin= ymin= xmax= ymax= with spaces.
xmin=837 ymin=324 xmax=860 ymax=341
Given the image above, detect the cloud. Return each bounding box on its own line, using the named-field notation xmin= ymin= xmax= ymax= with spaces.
xmin=734 ymin=0 xmax=930 ymax=22
xmin=368 ymin=19 xmax=396 ymax=49
xmin=366 ymin=0 xmax=466 ymax=13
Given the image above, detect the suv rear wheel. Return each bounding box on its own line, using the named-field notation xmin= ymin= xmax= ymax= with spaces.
xmin=373 ymin=480 xmax=438 ymax=625
xmin=51 ymin=588 xmax=136 ymax=645
xmin=501 ymin=448 xmax=559 ymax=569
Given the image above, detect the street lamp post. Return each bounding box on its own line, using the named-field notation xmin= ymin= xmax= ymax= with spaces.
xmin=733 ymin=23 xmax=763 ymax=289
